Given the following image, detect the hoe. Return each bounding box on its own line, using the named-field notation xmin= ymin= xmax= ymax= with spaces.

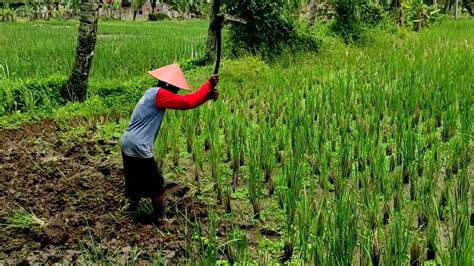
xmin=212 ymin=13 xmax=247 ymax=75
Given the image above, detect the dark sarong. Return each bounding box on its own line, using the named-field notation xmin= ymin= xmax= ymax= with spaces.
xmin=122 ymin=152 xmax=164 ymax=198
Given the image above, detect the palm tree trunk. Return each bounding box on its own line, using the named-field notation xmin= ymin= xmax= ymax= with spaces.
xmin=64 ymin=0 xmax=99 ymax=102
xmin=204 ymin=0 xmax=221 ymax=65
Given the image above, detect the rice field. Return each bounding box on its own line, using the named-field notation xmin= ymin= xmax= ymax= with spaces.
xmin=0 ymin=20 xmax=207 ymax=82
xmin=0 ymin=19 xmax=473 ymax=264
xmin=159 ymin=19 xmax=473 ymax=264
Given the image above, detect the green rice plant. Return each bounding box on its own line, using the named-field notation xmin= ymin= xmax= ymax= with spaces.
xmin=2 ymin=207 xmax=46 ymax=230
xmin=328 ymin=186 xmax=358 ymax=265
xmin=78 ymin=223 xmax=120 ymax=265
xmin=169 ymin=113 xmax=182 ymax=167
xmin=401 ymin=130 xmax=416 ymax=186
xmin=441 ymin=106 xmax=458 ymax=142
xmin=311 ymin=196 xmax=327 ymax=265
xmin=247 ymin=131 xmax=263 ymax=220
xmin=192 ymin=210 xmax=250 ymax=264
xmin=0 ymin=64 xmax=16 ymax=114
xmin=18 ymin=83 xmax=36 ymax=111
xmin=154 ymin=122 xmax=169 ymax=171
xmin=183 ymin=208 xmax=193 ymax=261
xmin=446 ymin=170 xmax=471 ymax=265
xmin=459 ymin=95 xmax=472 ymax=142
xmin=384 ymin=211 xmax=411 ymax=265
xmin=192 ymin=135 xmax=203 ymax=194
xmin=209 ymin=134 xmax=222 ymax=204
xmin=359 ymin=227 xmax=379 ymax=266
xmin=223 ymin=184 xmax=232 ymax=214
xmin=306 ymin=129 xmax=322 ymax=178
xmin=224 ymin=225 xmax=249 ymax=264
xmin=192 ymin=209 xmax=219 ymax=264
xmin=153 ymin=251 xmax=164 ymax=266
xmin=426 ymin=195 xmax=442 ymax=262
xmin=184 ymin=111 xmax=196 ymax=154
xmin=318 ymin=151 xmax=331 ymax=191
xmin=259 ymin=123 xmax=276 ymax=195
xmin=279 ymin=144 xmax=307 ymax=262
xmin=295 ymin=186 xmax=312 ymax=261
xmin=416 ymin=150 xmax=439 ymax=230
xmin=230 ymin=115 xmax=243 ymax=191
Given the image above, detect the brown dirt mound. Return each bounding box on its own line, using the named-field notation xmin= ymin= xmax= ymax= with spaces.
xmin=0 ymin=121 xmax=212 ymax=264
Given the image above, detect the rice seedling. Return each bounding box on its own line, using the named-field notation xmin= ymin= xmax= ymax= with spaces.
xmin=247 ymin=130 xmax=263 ymax=220
xmin=230 ymin=115 xmax=244 ymax=192
xmin=78 ymin=224 xmax=121 ymax=265
xmin=192 ymin=135 xmax=204 ymax=193
xmin=2 ymin=207 xmax=46 ymax=230
xmin=223 ymin=225 xmax=249 ymax=264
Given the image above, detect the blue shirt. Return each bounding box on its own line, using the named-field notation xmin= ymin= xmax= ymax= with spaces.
xmin=121 ymin=87 xmax=165 ymax=158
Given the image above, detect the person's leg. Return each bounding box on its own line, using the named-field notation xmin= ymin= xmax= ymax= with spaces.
xmin=149 ymin=159 xmax=165 ymax=219
xmin=122 ymin=152 xmax=141 ymax=213
xmin=152 ymin=194 xmax=164 ymax=218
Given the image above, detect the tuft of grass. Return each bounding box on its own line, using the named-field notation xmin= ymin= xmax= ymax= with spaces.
xmin=2 ymin=207 xmax=46 ymax=230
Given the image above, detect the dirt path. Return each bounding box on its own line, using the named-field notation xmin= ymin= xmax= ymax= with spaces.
xmin=0 ymin=120 xmax=213 ymax=264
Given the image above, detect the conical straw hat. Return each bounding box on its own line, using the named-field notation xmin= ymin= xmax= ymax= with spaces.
xmin=148 ymin=64 xmax=190 ymax=91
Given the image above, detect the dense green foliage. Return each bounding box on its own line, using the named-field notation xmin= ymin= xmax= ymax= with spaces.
xmin=331 ymin=0 xmax=367 ymax=43
xmin=225 ymin=0 xmax=320 ymax=57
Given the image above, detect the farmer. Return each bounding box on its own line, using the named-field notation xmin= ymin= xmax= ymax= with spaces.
xmin=121 ymin=64 xmax=219 ymax=221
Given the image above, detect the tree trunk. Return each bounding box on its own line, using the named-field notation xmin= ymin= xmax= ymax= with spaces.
xmin=448 ymin=0 xmax=455 ymax=11
xmin=204 ymin=0 xmax=221 ymax=65
xmin=133 ymin=10 xmax=137 ymax=21
xmin=416 ymin=7 xmax=423 ymax=31
xmin=454 ymin=0 xmax=458 ymax=18
xmin=392 ymin=0 xmax=404 ymax=27
xmin=64 ymin=0 xmax=99 ymax=102
xmin=151 ymin=0 xmax=157 ymax=14
xmin=308 ymin=0 xmax=318 ymax=27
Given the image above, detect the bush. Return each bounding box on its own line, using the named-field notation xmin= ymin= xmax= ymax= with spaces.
xmin=148 ymin=12 xmax=169 ymax=21
xmin=360 ymin=3 xmax=385 ymax=27
xmin=331 ymin=0 xmax=366 ymax=43
xmin=403 ymin=2 xmax=444 ymax=31
xmin=226 ymin=0 xmax=319 ymax=58
xmin=331 ymin=1 xmax=389 ymax=43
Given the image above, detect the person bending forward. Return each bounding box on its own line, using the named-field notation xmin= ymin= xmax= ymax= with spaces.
xmin=120 ymin=64 xmax=219 ymax=221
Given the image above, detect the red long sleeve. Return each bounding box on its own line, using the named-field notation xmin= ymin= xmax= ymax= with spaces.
xmin=156 ymin=81 xmax=212 ymax=110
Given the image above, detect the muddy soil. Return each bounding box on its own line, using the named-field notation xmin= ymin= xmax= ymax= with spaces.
xmin=0 ymin=120 xmax=218 ymax=264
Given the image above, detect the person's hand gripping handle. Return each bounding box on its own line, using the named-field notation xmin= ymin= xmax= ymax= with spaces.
xmin=208 ymin=74 xmax=219 ymax=101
